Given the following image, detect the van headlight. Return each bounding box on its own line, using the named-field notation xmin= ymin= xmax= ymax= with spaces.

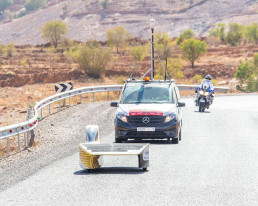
xmin=164 ymin=113 xmax=176 ymax=123
xmin=117 ymin=112 xmax=128 ymax=123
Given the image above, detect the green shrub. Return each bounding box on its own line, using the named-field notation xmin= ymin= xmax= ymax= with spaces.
xmin=7 ymin=42 xmax=15 ymax=57
xmin=235 ymin=59 xmax=255 ymax=89
xmin=21 ymin=58 xmax=28 ymax=68
xmin=106 ymin=26 xmax=130 ymax=54
xmin=176 ymin=29 xmax=194 ymax=45
xmin=113 ymin=75 xmax=127 ymax=84
xmin=0 ymin=0 xmax=13 ymax=12
xmin=212 ymin=79 xmax=218 ymax=86
xmin=131 ymin=45 xmax=146 ymax=63
xmin=246 ymin=80 xmax=258 ymax=92
xmin=0 ymin=44 xmax=5 ymax=54
xmin=25 ymin=0 xmax=46 ymax=12
xmin=191 ymin=74 xmax=203 ymax=84
xmin=180 ymin=39 xmax=207 ymax=68
xmin=101 ymin=0 xmax=108 ymax=9
xmin=40 ymin=20 xmax=67 ymax=48
xmin=155 ymin=32 xmax=174 ymax=61
xmin=155 ymin=57 xmax=184 ymax=80
xmin=245 ymin=23 xmax=258 ymax=45
xmin=209 ymin=23 xmax=226 ymax=42
xmin=226 ymin=23 xmax=244 ymax=46
xmin=76 ymin=41 xmax=110 ymax=78
xmin=254 ymin=53 xmax=258 ymax=69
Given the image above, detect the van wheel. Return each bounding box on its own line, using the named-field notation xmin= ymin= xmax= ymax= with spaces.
xmin=115 ymin=138 xmax=122 ymax=143
xmin=172 ymin=130 xmax=181 ymax=144
xmin=172 ymin=137 xmax=179 ymax=144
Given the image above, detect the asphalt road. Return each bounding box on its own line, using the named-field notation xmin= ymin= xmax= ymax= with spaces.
xmin=0 ymin=95 xmax=258 ymax=206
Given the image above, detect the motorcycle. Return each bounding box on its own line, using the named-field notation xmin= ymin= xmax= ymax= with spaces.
xmin=195 ymin=87 xmax=214 ymax=112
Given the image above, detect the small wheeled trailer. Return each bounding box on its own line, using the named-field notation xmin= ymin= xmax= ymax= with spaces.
xmin=79 ymin=125 xmax=150 ymax=171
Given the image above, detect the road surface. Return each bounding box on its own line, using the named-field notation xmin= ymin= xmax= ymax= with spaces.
xmin=0 ymin=95 xmax=257 ymax=206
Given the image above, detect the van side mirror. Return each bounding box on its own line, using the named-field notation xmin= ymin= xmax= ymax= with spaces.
xmin=177 ymin=102 xmax=185 ymax=107
xmin=110 ymin=101 xmax=118 ymax=107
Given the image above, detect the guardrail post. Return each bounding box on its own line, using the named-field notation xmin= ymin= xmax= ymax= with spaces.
xmin=80 ymin=94 xmax=82 ymax=104
xmin=69 ymin=97 xmax=71 ymax=106
xmin=18 ymin=133 xmax=20 ymax=152
xmin=7 ymin=137 xmax=9 ymax=156
xmin=108 ymin=92 xmax=110 ymax=101
xmin=41 ymin=108 xmax=43 ymax=119
xmin=29 ymin=130 xmax=35 ymax=147
xmin=93 ymin=93 xmax=95 ymax=102
xmin=24 ymin=133 xmax=27 ymax=147
xmin=27 ymin=131 xmax=30 ymax=147
xmin=49 ymin=104 xmax=51 ymax=115
xmin=59 ymin=100 xmax=61 ymax=111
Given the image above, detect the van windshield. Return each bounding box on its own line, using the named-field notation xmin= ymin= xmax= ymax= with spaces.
xmin=120 ymin=84 xmax=174 ymax=104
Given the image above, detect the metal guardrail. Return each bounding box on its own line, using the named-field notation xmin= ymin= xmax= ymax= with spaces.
xmin=0 ymin=84 xmax=228 ymax=156
xmin=178 ymin=85 xmax=229 ymax=93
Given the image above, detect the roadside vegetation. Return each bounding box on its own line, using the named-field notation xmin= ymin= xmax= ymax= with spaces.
xmin=209 ymin=22 xmax=258 ymax=46
xmin=0 ymin=0 xmax=13 ymax=12
xmin=180 ymin=39 xmax=207 ymax=68
xmin=106 ymin=26 xmax=130 ymax=54
xmin=25 ymin=0 xmax=46 ymax=12
xmin=76 ymin=40 xmax=110 ymax=78
xmin=40 ymin=21 xmax=68 ymax=48
xmin=235 ymin=53 xmax=258 ymax=92
xmin=0 ymin=0 xmax=47 ymax=20
xmin=176 ymin=29 xmax=194 ymax=46
xmin=0 ymin=20 xmax=258 ymax=92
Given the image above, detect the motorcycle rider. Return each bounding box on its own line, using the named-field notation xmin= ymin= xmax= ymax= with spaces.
xmin=195 ymin=74 xmax=215 ymax=106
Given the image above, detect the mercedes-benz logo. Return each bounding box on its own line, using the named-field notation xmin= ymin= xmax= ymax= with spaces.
xmin=142 ymin=117 xmax=150 ymax=124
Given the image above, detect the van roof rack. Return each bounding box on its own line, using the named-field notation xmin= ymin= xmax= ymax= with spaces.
xmin=125 ymin=79 xmax=174 ymax=83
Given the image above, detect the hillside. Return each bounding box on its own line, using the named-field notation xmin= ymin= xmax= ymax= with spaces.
xmin=0 ymin=0 xmax=257 ymax=45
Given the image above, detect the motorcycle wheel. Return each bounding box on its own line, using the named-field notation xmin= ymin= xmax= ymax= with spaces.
xmin=199 ymin=102 xmax=205 ymax=112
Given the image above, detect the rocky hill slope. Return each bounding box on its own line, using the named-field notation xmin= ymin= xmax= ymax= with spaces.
xmin=0 ymin=0 xmax=257 ymax=45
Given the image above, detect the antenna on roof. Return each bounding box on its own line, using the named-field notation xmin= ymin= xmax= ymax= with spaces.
xmin=127 ymin=72 xmax=133 ymax=80
xmin=165 ymin=58 xmax=167 ymax=81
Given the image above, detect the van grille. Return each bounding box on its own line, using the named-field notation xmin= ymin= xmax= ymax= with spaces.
xmin=128 ymin=116 xmax=165 ymax=127
xmin=125 ymin=131 xmax=166 ymax=139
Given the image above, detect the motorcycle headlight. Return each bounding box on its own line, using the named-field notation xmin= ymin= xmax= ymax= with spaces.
xmin=164 ymin=113 xmax=176 ymax=123
xmin=199 ymin=90 xmax=204 ymax=95
xmin=117 ymin=112 xmax=128 ymax=123
xmin=204 ymin=92 xmax=209 ymax=96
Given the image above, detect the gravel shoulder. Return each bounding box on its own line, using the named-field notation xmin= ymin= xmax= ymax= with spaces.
xmin=0 ymin=102 xmax=116 ymax=192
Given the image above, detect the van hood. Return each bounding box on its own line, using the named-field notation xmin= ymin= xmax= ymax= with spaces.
xmin=118 ymin=104 xmax=177 ymax=116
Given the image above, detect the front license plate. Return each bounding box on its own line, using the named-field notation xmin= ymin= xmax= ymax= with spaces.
xmin=137 ymin=127 xmax=155 ymax=132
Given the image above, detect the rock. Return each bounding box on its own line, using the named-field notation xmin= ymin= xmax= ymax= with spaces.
xmin=218 ymin=81 xmax=228 ymax=85
xmin=229 ymin=79 xmax=238 ymax=93
xmin=27 ymin=148 xmax=32 ymax=152
xmin=19 ymin=110 xmax=27 ymax=113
